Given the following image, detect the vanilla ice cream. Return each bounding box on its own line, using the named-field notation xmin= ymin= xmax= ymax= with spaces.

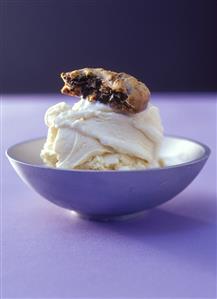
xmin=40 ymin=98 xmax=164 ymax=170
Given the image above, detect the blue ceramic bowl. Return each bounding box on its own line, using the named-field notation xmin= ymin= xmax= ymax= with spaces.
xmin=6 ymin=136 xmax=210 ymax=220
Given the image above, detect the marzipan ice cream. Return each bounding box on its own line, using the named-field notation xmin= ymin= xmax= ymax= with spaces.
xmin=40 ymin=68 xmax=164 ymax=170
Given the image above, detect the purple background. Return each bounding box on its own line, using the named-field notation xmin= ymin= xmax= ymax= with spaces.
xmin=2 ymin=93 xmax=217 ymax=298
xmin=1 ymin=0 xmax=217 ymax=93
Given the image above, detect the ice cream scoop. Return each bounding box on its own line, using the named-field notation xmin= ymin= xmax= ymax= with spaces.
xmin=40 ymin=98 xmax=163 ymax=170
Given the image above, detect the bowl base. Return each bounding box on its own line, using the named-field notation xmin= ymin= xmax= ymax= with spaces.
xmin=72 ymin=210 xmax=147 ymax=222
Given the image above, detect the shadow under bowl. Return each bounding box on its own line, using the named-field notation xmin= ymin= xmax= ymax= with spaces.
xmin=6 ymin=136 xmax=210 ymax=220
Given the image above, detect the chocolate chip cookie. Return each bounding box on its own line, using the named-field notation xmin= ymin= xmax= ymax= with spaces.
xmin=61 ymin=68 xmax=150 ymax=114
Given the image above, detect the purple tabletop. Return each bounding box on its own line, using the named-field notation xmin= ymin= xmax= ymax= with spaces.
xmin=2 ymin=94 xmax=217 ymax=298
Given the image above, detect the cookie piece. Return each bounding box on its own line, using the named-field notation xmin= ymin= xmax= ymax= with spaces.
xmin=61 ymin=68 xmax=150 ymax=113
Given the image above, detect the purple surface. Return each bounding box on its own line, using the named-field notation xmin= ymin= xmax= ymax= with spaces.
xmin=2 ymin=94 xmax=217 ymax=298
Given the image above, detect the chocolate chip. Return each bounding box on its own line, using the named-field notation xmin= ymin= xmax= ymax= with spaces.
xmin=65 ymin=73 xmax=129 ymax=111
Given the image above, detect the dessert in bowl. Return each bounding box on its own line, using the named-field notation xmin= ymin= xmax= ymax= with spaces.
xmin=41 ymin=68 xmax=163 ymax=171
xmin=6 ymin=68 xmax=210 ymax=220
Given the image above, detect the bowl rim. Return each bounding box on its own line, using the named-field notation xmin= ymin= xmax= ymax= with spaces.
xmin=6 ymin=135 xmax=211 ymax=173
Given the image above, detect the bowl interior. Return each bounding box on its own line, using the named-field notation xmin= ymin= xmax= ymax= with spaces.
xmin=8 ymin=138 xmax=45 ymax=165
xmin=7 ymin=136 xmax=207 ymax=168
xmin=160 ymin=136 xmax=206 ymax=166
